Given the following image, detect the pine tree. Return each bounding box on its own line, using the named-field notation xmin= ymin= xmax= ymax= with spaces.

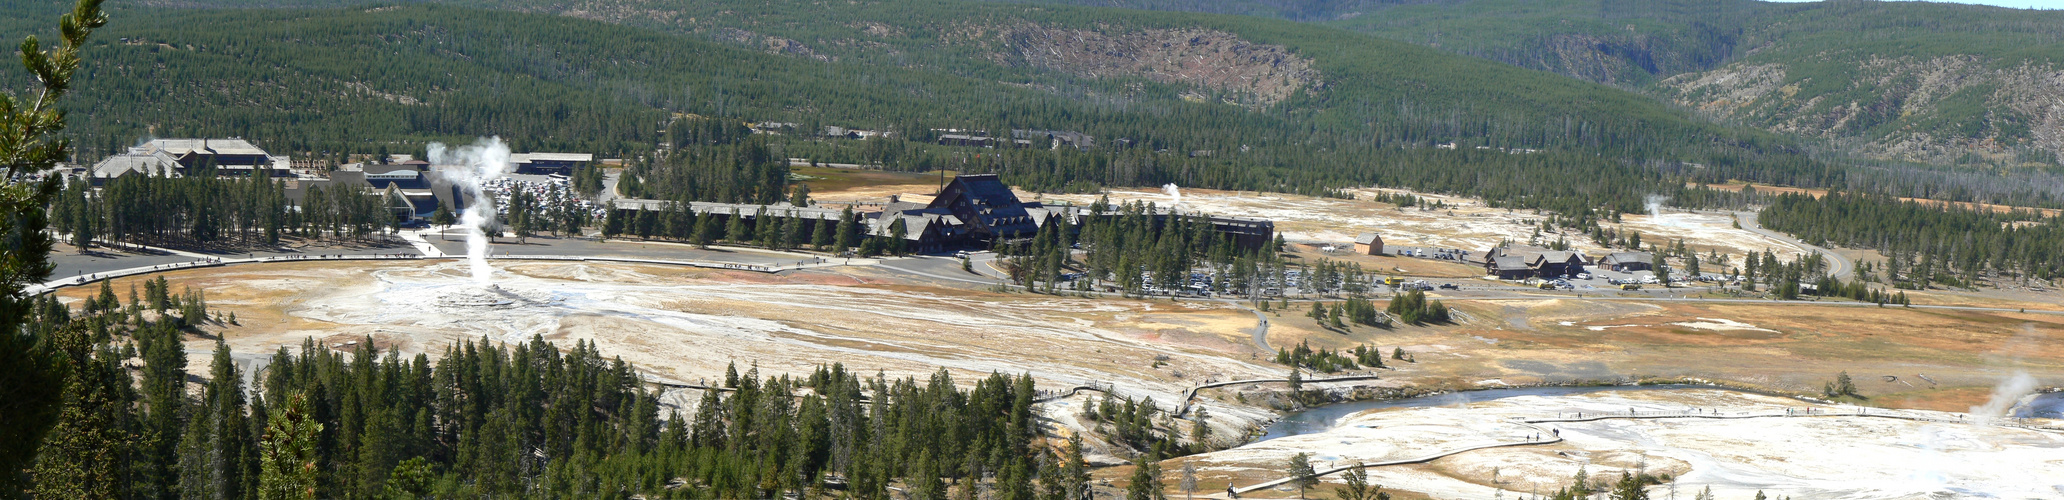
xmin=692 ymin=207 xmax=718 ymax=248
xmin=812 ymin=215 xmax=834 ymax=250
xmin=789 ymin=183 xmax=812 ymax=207
xmin=180 ymin=341 xmax=253 ymax=500
xmin=258 ymin=393 xmax=322 ymax=500
xmin=431 ymin=199 xmax=455 ymax=230
xmin=1127 ymin=456 xmax=1167 ymax=500
xmin=382 ymin=457 xmax=436 ymax=499
xmin=782 ymin=213 xmax=806 ymax=250
xmin=834 ymin=207 xmax=858 ymax=254
xmin=888 ymin=218 xmax=909 ymax=255
xmin=0 ymin=2 xmax=108 ymax=494
xmin=71 ymin=189 xmax=96 ymax=250
xmin=601 ymin=207 xmax=623 ymax=239
xmin=726 ymin=208 xmax=749 ymax=243
xmin=137 ymin=319 xmax=189 ymax=499
xmin=1286 ymin=452 xmax=1317 ymax=500
xmin=30 ymin=345 xmax=134 ymax=499
xmin=755 ymin=208 xmax=781 ymax=248
xmin=635 ymin=207 xmax=657 ymax=240
xmin=1335 ymin=464 xmax=1387 ymax=500
xmin=999 ymin=457 xmax=1035 ymax=500
xmin=1609 ymin=471 xmax=1648 ymax=500
xmin=1052 ymin=437 xmax=1091 ymax=500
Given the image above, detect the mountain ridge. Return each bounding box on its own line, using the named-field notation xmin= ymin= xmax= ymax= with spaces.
xmin=991 ymin=0 xmax=2064 ymax=169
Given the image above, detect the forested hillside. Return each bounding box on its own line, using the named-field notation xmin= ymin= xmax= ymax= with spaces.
xmin=0 ymin=0 xmax=1845 ymax=214
xmin=1758 ymin=191 xmax=2064 ymax=287
xmin=1012 ymin=0 xmax=2064 ymax=172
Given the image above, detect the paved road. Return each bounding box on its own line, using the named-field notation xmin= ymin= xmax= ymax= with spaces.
xmin=1443 ymin=293 xmax=2064 ymax=316
xmin=872 ymin=255 xmax=999 ymax=285
xmin=419 ymin=229 xmax=825 ymax=268
xmin=597 ymin=169 xmax=622 ymax=204
xmin=48 ymin=236 xmax=417 ymax=283
xmin=1735 ymin=211 xmax=1853 ymax=280
xmin=49 ymin=248 xmax=198 ymax=279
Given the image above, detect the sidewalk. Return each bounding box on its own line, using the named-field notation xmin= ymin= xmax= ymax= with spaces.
xmin=397 ymin=229 xmax=447 ymax=257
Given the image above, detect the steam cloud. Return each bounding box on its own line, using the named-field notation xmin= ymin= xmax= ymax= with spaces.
xmin=1163 ymin=183 xmax=1182 ymax=211
xmin=428 ymin=137 xmax=513 ymax=285
xmin=1645 ymin=194 xmax=1669 ymax=219
xmin=1969 ymin=371 xmax=2037 ymax=424
xmin=1645 ymin=194 xmax=1690 ymax=229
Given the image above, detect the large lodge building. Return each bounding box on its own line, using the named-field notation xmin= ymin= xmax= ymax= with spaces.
xmin=1477 ymin=245 xmax=1652 ymax=280
xmin=87 ymin=138 xmax=288 ymax=183
xmin=610 ymin=174 xmax=1277 ymax=253
xmin=79 ymin=139 xmax=1275 ymax=255
xmin=81 ymin=138 xmax=596 ymax=221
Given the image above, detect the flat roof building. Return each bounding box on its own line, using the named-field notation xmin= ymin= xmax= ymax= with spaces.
xmin=88 ymin=138 xmax=288 ymax=183
xmin=510 ymin=153 xmax=594 ymax=175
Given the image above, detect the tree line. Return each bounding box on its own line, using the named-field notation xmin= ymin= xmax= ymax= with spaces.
xmin=50 ymin=168 xmax=399 ymax=250
xmin=19 ymin=279 xmax=1177 ymax=498
xmin=1758 ymin=191 xmax=2064 ymax=287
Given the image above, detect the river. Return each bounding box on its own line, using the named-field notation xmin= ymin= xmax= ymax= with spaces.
xmin=2017 ymin=392 xmax=2064 ymax=419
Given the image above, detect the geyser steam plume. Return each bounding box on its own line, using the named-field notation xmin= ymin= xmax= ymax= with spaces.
xmin=1645 ymin=194 xmax=1687 ymax=228
xmin=1645 ymin=194 xmax=1669 ymax=219
xmin=1163 ymin=183 xmax=1182 ymax=212
xmin=1970 ymin=371 xmax=2037 ymax=425
xmin=428 ymin=137 xmax=513 ymax=284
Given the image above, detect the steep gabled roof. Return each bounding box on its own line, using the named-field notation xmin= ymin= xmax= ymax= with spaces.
xmin=1490 ymin=255 xmax=1530 ymax=272
xmin=1605 ymin=252 xmax=1653 ymax=264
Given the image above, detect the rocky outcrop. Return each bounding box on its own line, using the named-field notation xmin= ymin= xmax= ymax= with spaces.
xmin=712 ymin=28 xmax=834 ymax=63
xmin=1663 ymin=56 xmax=2064 ymax=165
xmin=944 ymin=22 xmax=1323 ymax=107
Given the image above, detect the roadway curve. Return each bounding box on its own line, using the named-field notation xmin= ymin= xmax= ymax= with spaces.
xmin=1734 ymin=211 xmax=1853 ymax=280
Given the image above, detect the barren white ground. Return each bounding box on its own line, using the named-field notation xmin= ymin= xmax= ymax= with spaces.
xmin=1042 ymin=187 xmax=1810 ymax=266
xmin=1182 ymin=389 xmax=2064 ymax=499
xmin=196 ymin=260 xmax=1285 ymax=442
